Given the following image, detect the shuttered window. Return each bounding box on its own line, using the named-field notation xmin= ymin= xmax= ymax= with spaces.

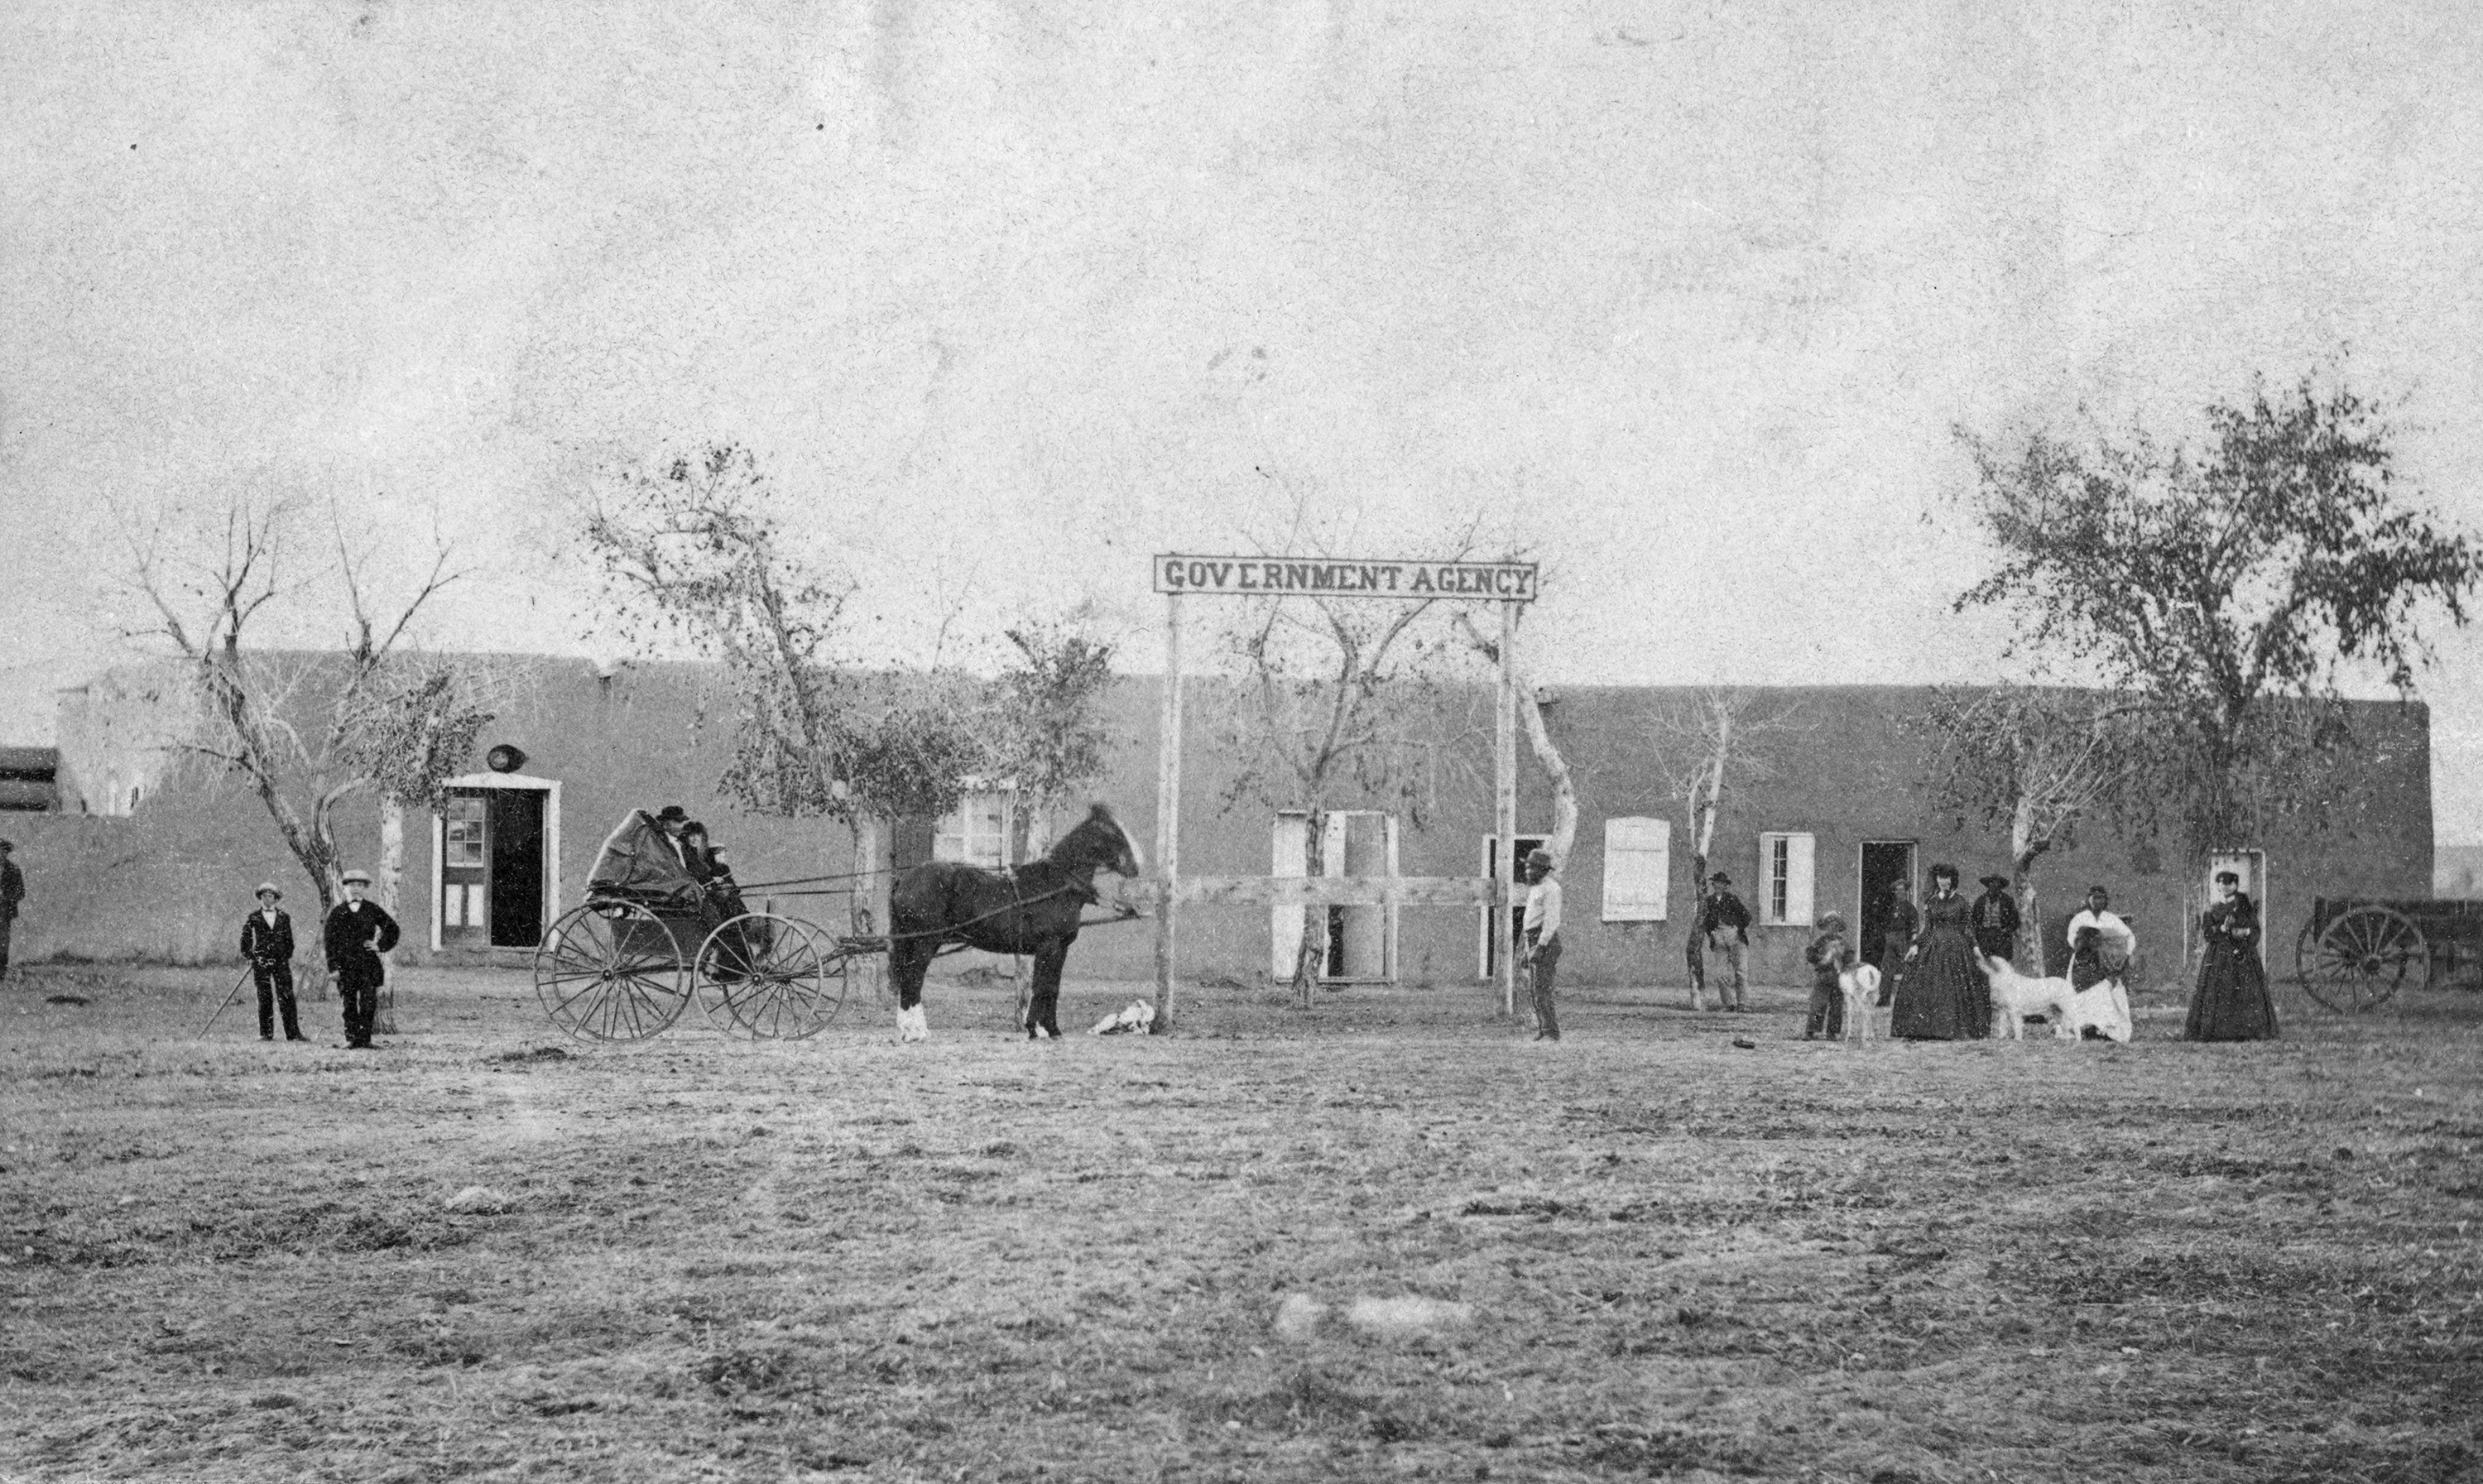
xmin=1602 ymin=817 xmax=1670 ymax=922
xmin=1760 ymin=832 xmax=1815 ymax=926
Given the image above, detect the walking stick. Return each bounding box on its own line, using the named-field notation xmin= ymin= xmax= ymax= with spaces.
xmin=199 ymin=967 xmax=254 ymax=1037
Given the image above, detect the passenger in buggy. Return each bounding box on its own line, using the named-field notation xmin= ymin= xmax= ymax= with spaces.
xmin=681 ymin=820 xmax=763 ymax=977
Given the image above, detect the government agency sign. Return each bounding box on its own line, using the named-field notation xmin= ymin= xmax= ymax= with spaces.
xmin=1153 ymin=555 xmax=1538 ymax=601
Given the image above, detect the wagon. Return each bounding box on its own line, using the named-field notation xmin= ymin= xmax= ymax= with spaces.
xmin=531 ymin=809 xmax=870 ymax=1041
xmin=2294 ymin=896 xmax=2483 ymax=1013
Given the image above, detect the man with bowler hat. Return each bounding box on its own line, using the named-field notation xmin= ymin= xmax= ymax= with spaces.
xmin=0 ymin=839 xmax=22 ymax=982
xmin=241 ymin=881 xmax=305 ymax=1041
xmin=324 ymin=869 xmax=400 ymax=1049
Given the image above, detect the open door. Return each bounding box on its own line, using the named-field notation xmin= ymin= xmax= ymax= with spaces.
xmin=1479 ymin=832 xmax=1547 ymax=979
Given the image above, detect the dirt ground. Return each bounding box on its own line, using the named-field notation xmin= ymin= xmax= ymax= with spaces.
xmin=2 ymin=960 xmax=2478 ymax=1484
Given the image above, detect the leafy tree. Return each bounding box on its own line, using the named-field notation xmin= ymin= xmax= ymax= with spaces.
xmin=1956 ymin=374 xmax=2483 ymax=883
xmin=580 ymin=445 xmax=1117 ymax=925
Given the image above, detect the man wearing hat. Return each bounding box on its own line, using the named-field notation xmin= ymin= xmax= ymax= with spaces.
xmin=0 ymin=839 xmax=22 ymax=982
xmin=1519 ymin=848 xmax=1564 ymax=1041
xmin=653 ymin=804 xmax=698 ymax=875
xmin=1971 ymin=873 xmax=2021 ymax=965
xmin=323 ymin=870 xmax=401 ymax=1049
xmin=240 ymin=881 xmax=305 ymax=1041
xmin=1698 ymin=872 xmax=1753 ymax=1011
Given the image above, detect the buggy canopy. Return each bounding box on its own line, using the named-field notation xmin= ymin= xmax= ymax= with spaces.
xmin=586 ymin=809 xmax=704 ymax=907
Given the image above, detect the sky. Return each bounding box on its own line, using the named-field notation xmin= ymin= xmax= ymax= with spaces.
xmin=7 ymin=0 xmax=2483 ymax=835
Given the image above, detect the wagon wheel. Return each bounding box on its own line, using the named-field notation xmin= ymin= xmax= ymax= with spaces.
xmin=534 ymin=902 xmax=692 ymax=1041
xmin=698 ymin=914 xmax=846 ymax=1040
xmin=2296 ymin=905 xmax=2422 ymax=1013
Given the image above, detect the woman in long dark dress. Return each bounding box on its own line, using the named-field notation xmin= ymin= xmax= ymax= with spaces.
xmin=2185 ymin=871 xmax=2278 ymax=1041
xmin=1893 ymin=864 xmax=1991 ymax=1040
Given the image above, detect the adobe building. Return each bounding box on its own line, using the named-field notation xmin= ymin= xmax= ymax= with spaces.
xmin=12 ymin=653 xmax=2433 ymax=994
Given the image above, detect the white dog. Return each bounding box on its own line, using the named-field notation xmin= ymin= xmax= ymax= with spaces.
xmin=1979 ymin=955 xmax=2135 ymax=1042
xmin=1839 ymin=963 xmax=1883 ymax=1042
xmin=1978 ymin=955 xmax=2080 ymax=1041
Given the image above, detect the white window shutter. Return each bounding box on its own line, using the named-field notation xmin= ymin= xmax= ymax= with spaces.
xmin=1602 ymin=817 xmax=1670 ymax=922
xmin=1786 ymin=833 xmax=1815 ymax=927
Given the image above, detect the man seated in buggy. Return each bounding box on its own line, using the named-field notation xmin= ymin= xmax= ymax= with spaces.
xmin=585 ymin=807 xmax=764 ymax=977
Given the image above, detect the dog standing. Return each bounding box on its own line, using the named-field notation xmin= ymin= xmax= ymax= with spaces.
xmin=1978 ymin=954 xmax=2081 ymax=1040
xmin=1839 ymin=963 xmax=1883 ymax=1042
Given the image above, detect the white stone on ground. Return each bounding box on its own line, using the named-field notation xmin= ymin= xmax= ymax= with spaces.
xmin=1272 ymin=1294 xmax=1328 ymax=1340
xmin=1343 ymin=1296 xmax=1472 ymax=1342
xmin=444 ymin=1185 xmax=516 ymax=1214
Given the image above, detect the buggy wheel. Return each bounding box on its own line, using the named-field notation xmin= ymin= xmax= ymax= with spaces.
xmin=699 ymin=914 xmax=845 ymax=1040
xmin=2298 ymin=905 xmax=2420 ymax=1013
xmin=534 ymin=902 xmax=692 ymax=1040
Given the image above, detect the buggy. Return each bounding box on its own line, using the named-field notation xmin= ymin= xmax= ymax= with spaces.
xmin=532 ymin=809 xmax=860 ymax=1040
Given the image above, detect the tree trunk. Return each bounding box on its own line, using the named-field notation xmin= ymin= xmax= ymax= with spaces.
xmin=2010 ymin=794 xmax=2040 ymax=973
xmin=373 ymin=796 xmax=405 ymax=1034
xmin=1291 ymin=809 xmax=1326 ymax=1009
xmin=848 ymin=814 xmax=885 ymax=1006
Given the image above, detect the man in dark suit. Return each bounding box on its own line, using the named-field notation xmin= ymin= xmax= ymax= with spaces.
xmin=0 ymin=838 xmax=22 ymax=982
xmin=323 ymin=869 xmax=401 ymax=1049
xmin=241 ymin=881 xmax=305 ymax=1041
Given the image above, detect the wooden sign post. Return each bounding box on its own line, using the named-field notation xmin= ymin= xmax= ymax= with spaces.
xmin=1149 ymin=555 xmax=1539 ymax=1029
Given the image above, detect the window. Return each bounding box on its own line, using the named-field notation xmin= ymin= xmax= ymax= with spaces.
xmin=934 ymin=790 xmax=1012 ymax=870
xmin=444 ymin=796 xmax=486 ymax=867
xmin=1602 ymin=817 xmax=1670 ymax=922
xmin=1760 ymin=832 xmax=1815 ymax=926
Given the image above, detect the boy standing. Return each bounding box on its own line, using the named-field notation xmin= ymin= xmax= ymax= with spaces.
xmin=1803 ymin=912 xmax=1853 ymax=1039
xmin=241 ymin=882 xmax=305 ymax=1042
xmin=1520 ymin=848 xmax=1563 ymax=1042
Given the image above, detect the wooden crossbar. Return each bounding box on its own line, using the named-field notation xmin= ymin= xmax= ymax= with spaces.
xmin=1127 ymin=876 xmax=1503 ymax=908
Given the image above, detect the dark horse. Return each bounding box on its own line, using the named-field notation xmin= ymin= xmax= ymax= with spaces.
xmin=887 ymin=804 xmax=1144 ymax=1040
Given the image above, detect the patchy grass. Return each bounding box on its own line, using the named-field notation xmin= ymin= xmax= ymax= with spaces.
xmin=2 ymin=963 xmax=2478 ymax=1482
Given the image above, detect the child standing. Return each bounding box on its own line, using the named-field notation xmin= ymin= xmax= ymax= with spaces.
xmin=1803 ymin=912 xmax=1853 ymax=1040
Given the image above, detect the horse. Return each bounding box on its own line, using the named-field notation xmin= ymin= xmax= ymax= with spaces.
xmin=886 ymin=803 xmax=1145 ymax=1042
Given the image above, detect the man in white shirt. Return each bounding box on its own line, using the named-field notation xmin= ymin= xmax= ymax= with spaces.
xmin=1520 ymin=848 xmax=1563 ymax=1042
xmin=2065 ymin=886 xmax=2136 ymax=991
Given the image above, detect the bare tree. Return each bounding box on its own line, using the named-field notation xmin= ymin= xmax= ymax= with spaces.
xmin=1638 ymin=691 xmax=1809 ymax=1005
xmin=1911 ymin=685 xmax=2145 ymax=968
xmin=122 ymin=492 xmax=464 ymax=992
xmin=1217 ymin=587 xmax=1476 ymax=1007
xmin=1453 ymin=611 xmax=1576 ymax=867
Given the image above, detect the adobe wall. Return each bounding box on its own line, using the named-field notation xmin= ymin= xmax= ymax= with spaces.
xmin=23 ymin=658 xmax=2433 ymax=996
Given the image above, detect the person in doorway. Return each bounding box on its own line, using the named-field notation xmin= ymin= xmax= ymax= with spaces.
xmin=1699 ymin=872 xmax=1753 ymax=1011
xmin=323 ymin=869 xmax=401 ymax=1049
xmin=1803 ymin=912 xmax=1853 ymax=1040
xmin=1972 ymin=874 xmax=2020 ymax=964
xmin=1877 ymin=880 xmax=1919 ymax=1008
xmin=0 ymin=839 xmax=22 ymax=982
xmin=2065 ymin=886 xmax=2136 ymax=994
xmin=1892 ymin=863 xmax=1990 ymax=1040
xmin=1520 ymin=848 xmax=1563 ymax=1041
xmin=240 ymin=882 xmax=305 ymax=1042
xmin=2186 ymin=872 xmax=2277 ymax=1041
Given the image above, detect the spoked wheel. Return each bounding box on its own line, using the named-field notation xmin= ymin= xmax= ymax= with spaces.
xmin=535 ymin=902 xmax=692 ymax=1040
xmin=698 ymin=914 xmax=847 ymax=1040
xmin=2297 ymin=906 xmax=2422 ymax=1013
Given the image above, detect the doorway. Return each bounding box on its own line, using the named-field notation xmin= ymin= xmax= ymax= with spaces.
xmin=1856 ymin=840 xmax=1919 ymax=973
xmin=1478 ymin=832 xmax=1548 ymax=979
xmin=2207 ymin=849 xmax=2269 ymax=966
xmin=1270 ymin=811 xmax=1400 ymax=982
xmin=430 ymin=772 xmax=562 ymax=953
